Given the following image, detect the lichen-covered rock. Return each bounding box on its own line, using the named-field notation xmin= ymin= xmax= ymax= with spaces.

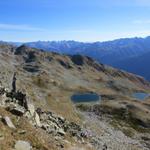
xmin=34 ymin=112 xmax=41 ymax=127
xmin=3 ymin=116 xmax=16 ymax=129
xmin=15 ymin=140 xmax=32 ymax=150
xmin=6 ymin=103 xmax=25 ymax=116
xmin=27 ymin=103 xmax=35 ymax=116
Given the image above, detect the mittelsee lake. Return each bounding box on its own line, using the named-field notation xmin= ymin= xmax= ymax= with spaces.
xmin=71 ymin=92 xmax=100 ymax=103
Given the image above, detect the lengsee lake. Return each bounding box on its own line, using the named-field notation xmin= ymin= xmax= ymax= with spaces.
xmin=133 ymin=92 xmax=150 ymax=100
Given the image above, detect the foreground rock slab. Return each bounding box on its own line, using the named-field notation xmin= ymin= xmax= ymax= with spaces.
xmin=15 ymin=140 xmax=32 ymax=150
xmin=34 ymin=112 xmax=41 ymax=127
xmin=4 ymin=116 xmax=16 ymax=129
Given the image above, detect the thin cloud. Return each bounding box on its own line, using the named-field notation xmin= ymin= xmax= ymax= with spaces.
xmin=100 ymin=30 xmax=150 ymax=41
xmin=50 ymin=29 xmax=94 ymax=33
xmin=133 ymin=20 xmax=150 ymax=24
xmin=0 ymin=23 xmax=92 ymax=34
xmin=0 ymin=23 xmax=45 ymax=31
xmin=114 ymin=0 xmax=150 ymax=7
xmin=135 ymin=0 xmax=150 ymax=6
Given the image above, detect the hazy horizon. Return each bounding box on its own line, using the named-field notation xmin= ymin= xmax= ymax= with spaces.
xmin=1 ymin=35 xmax=150 ymax=43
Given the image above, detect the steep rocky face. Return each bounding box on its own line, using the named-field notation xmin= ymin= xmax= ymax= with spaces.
xmin=0 ymin=44 xmax=150 ymax=150
xmin=71 ymin=55 xmax=85 ymax=66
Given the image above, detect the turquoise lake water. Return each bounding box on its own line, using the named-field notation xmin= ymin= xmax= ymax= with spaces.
xmin=133 ymin=92 xmax=150 ymax=100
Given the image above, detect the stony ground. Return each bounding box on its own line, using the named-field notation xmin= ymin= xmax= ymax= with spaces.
xmin=0 ymin=87 xmax=94 ymax=150
xmin=82 ymin=112 xmax=150 ymax=150
xmin=0 ymin=44 xmax=150 ymax=150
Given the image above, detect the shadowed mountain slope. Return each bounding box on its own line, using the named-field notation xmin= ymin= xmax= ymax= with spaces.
xmin=112 ymin=51 xmax=150 ymax=81
xmin=7 ymin=36 xmax=150 ymax=80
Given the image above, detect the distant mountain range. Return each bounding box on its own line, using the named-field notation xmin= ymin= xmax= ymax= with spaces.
xmin=1 ymin=36 xmax=150 ymax=80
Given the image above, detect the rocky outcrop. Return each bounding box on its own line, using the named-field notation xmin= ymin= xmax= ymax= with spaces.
xmin=58 ymin=59 xmax=72 ymax=69
xmin=0 ymin=86 xmax=90 ymax=145
xmin=7 ymin=104 xmax=26 ymax=116
xmin=14 ymin=45 xmax=31 ymax=55
xmin=38 ymin=110 xmax=89 ymax=139
xmin=23 ymin=64 xmax=40 ymax=73
xmin=71 ymin=55 xmax=85 ymax=66
xmin=24 ymin=102 xmax=41 ymax=127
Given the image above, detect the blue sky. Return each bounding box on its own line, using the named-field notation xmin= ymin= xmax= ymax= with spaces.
xmin=0 ymin=0 xmax=150 ymax=42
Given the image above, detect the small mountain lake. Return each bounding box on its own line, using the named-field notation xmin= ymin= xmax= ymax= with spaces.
xmin=133 ymin=92 xmax=150 ymax=100
xmin=71 ymin=92 xmax=101 ymax=103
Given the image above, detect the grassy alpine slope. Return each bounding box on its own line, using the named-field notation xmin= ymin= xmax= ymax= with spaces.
xmin=0 ymin=44 xmax=150 ymax=150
